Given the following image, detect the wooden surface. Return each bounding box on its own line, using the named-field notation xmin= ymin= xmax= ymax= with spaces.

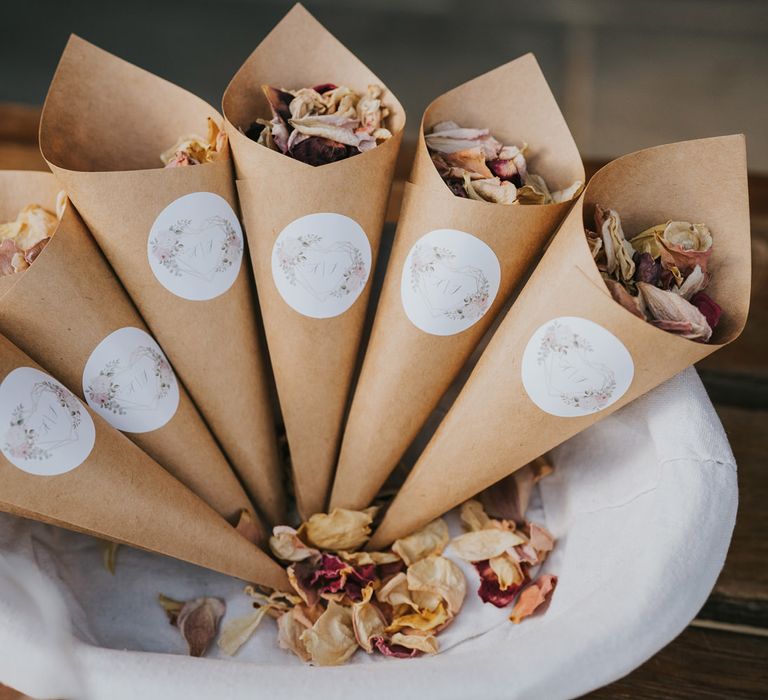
xmin=1 ymin=104 xmax=766 ymax=698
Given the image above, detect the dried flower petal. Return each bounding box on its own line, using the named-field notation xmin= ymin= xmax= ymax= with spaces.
xmin=551 ymin=180 xmax=584 ymax=203
xmin=528 ymin=523 xmax=555 ymax=557
xmin=479 ymin=457 xmax=553 ymax=524
xmin=0 ymin=204 xmax=57 ymax=277
xmin=277 ymin=607 xmax=312 ymax=662
xmin=604 ymin=279 xmax=646 ymax=320
xmin=392 ymin=518 xmax=449 ymax=566
xmin=270 ymin=525 xmax=319 ymax=562
xmin=406 ymin=555 xmax=466 ymax=616
xmin=337 ymin=549 xmax=401 ymax=567
xmin=509 ymin=575 xmax=557 ymax=624
xmin=460 ymin=499 xmax=494 ymax=532
xmin=388 ymin=602 xmax=450 ymax=633
xmin=596 ymin=206 xmax=636 ymax=282
xmin=451 ymin=529 xmax=525 ymax=562
xmin=218 ymin=605 xmax=271 ymax=656
xmin=691 ymin=291 xmax=722 ymax=330
xmin=301 ymin=507 xmax=377 ymax=551
xmin=638 ymin=282 xmax=712 ymax=341
xmin=300 ymin=601 xmax=358 ymax=666
xmin=674 ymin=264 xmax=709 ymax=300
xmin=474 ymin=560 xmax=525 ymax=607
xmin=159 ymin=594 xmax=225 ymax=657
xmin=464 ymin=175 xmax=518 ymax=204
xmin=161 ymin=118 xmax=225 ymax=168
xmin=376 ymin=572 xmax=417 ymax=609
xmin=351 ymin=598 xmax=387 ymax=652
xmin=488 ymin=554 xmax=524 ymax=591
xmin=389 ymin=632 xmax=439 ymax=655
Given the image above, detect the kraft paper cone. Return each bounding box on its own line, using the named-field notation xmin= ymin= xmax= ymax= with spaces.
xmin=222 ymin=4 xmax=405 ymax=517
xmin=0 ymin=334 xmax=289 ymax=591
xmin=39 ymin=36 xmax=285 ymax=524
xmin=331 ymin=54 xmax=584 ymax=511
xmin=369 ymin=135 xmax=750 ymax=548
xmin=0 ymin=170 xmax=259 ymax=528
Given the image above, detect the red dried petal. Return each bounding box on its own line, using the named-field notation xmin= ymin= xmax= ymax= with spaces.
xmin=474 ymin=560 xmax=525 ymax=608
xmin=690 ymin=291 xmax=722 ymax=330
xmin=372 ymin=636 xmax=423 ymax=659
xmin=289 ymin=136 xmax=356 ymax=165
xmin=311 ymin=83 xmax=338 ymax=94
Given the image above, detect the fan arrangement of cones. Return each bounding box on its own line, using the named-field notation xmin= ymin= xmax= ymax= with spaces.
xmin=0 ymin=4 xmax=750 ymax=591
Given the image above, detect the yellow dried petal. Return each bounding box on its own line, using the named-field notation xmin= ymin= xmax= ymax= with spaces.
xmin=387 ymin=602 xmax=449 ymax=633
xmin=301 ymin=507 xmax=377 ymax=551
xmin=389 ymin=632 xmax=439 ymax=655
xmin=392 ymin=518 xmax=449 ymax=566
xmin=450 ymin=529 xmax=525 ymax=562
xmin=376 ymin=572 xmax=416 ymax=609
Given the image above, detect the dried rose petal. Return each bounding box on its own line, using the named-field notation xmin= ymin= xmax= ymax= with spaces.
xmin=289 ymin=136 xmax=355 ymax=165
xmin=675 ymin=264 xmax=709 ymax=300
xmin=277 ymin=607 xmax=312 ymax=662
xmin=159 ymin=594 xmax=226 ymax=657
xmin=270 ymin=525 xmax=319 ymax=562
xmin=596 ymin=206 xmax=636 ymax=282
xmin=488 ymin=554 xmax=524 ymax=591
xmin=691 ymin=291 xmax=722 ymax=330
xmin=301 ymin=507 xmax=377 ymax=551
xmin=528 ymin=523 xmax=555 ymax=556
xmin=464 ymin=176 xmax=517 ymax=204
xmin=218 ymin=605 xmax=271 ymax=656
xmin=474 ymin=560 xmax=526 ymax=607
xmin=351 ymin=598 xmax=387 ymax=652
xmin=633 ymin=251 xmax=660 ymax=286
xmin=388 ymin=602 xmax=449 ymax=633
xmin=638 ymin=282 xmax=712 ymax=342
xmin=372 ymin=636 xmax=421 ymax=658
xmin=391 ymin=518 xmax=449 ymax=566
xmin=300 ymin=601 xmax=358 ymax=666
xmin=509 ymin=574 xmax=557 ymax=624
xmin=451 ymin=529 xmax=525 ymax=562
xmin=406 ymin=555 xmax=466 ymax=616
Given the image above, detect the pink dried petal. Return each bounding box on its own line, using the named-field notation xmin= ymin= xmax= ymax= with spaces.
xmin=371 ymin=636 xmax=423 ymax=659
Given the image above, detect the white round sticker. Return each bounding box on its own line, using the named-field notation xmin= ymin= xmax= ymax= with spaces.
xmin=401 ymin=229 xmax=501 ymax=336
xmin=1 ymin=367 xmax=95 ymax=475
xmin=271 ymin=213 xmax=371 ymax=319
xmin=521 ymin=316 xmax=634 ymax=417
xmin=82 ymin=327 xmax=179 ymax=434
xmin=147 ymin=192 xmax=244 ymax=301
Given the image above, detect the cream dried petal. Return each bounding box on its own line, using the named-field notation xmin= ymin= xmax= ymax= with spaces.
xmin=406 ymin=555 xmax=466 ymax=616
xmin=351 ymin=600 xmax=387 ymax=652
xmin=289 ymin=114 xmax=363 ymax=147
xmin=300 ymin=601 xmax=358 ymax=666
xmin=338 ymin=549 xmax=401 ymax=566
xmin=389 ymin=632 xmax=438 ymax=655
xmin=392 ymin=518 xmax=449 ymax=566
xmin=158 ymin=595 xmax=226 ymax=658
xmin=464 ymin=175 xmax=517 ymax=204
xmin=217 ymin=605 xmax=270 ymax=656
xmin=637 ymin=282 xmax=712 ymax=341
xmin=277 ymin=608 xmax=311 ymax=662
xmin=663 ymin=221 xmax=712 ymax=252
xmin=289 ymin=88 xmax=326 ymax=119
xmin=12 ymin=205 xmax=58 ymax=251
xmin=269 ymin=525 xmax=318 ymax=562
xmin=597 ymin=206 xmax=636 ymax=282
xmin=301 ymin=507 xmax=377 ymax=551
xmin=674 ymin=264 xmax=708 ymax=300
xmin=551 ymin=180 xmax=584 ymax=204
xmin=451 ymin=529 xmax=525 ymax=562
xmin=376 ymin=572 xmax=417 ymax=609
xmin=425 ymin=124 xmax=502 ymax=159
xmin=529 ymin=523 xmax=555 ymax=555
xmin=460 ymin=499 xmax=493 ymax=532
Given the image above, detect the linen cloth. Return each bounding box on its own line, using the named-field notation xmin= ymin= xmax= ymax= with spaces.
xmin=0 ymin=367 xmax=737 ymax=700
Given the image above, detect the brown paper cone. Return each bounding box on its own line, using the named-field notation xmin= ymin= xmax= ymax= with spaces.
xmin=0 ymin=170 xmax=261 ymax=529
xmin=39 ymin=36 xmax=285 ymax=524
xmin=222 ymin=4 xmax=405 ymax=517
xmin=369 ymin=135 xmax=750 ymax=548
xmin=330 ymin=54 xmax=584 ymax=511
xmin=0 ymin=334 xmax=289 ymax=591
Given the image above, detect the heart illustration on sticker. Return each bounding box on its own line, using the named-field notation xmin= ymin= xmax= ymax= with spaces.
xmin=82 ymin=327 xmax=179 ymax=434
xmin=1 ymin=367 xmax=96 ymax=475
xmin=147 ymin=192 xmax=244 ymax=301
xmin=401 ymin=229 xmax=501 ymax=336
xmin=271 ymin=212 xmax=372 ymax=319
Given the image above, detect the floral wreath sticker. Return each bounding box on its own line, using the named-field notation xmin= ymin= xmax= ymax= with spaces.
xmin=147 ymin=192 xmax=244 ymax=301
xmin=521 ymin=316 xmax=634 ymax=418
xmin=1 ymin=367 xmax=96 ymax=475
xmin=401 ymin=228 xmax=501 ymax=336
xmin=82 ymin=327 xmax=180 ymax=434
xmin=271 ymin=212 xmax=372 ymax=319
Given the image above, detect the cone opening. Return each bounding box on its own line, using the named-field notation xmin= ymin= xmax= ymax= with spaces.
xmin=0 ymin=171 xmax=64 ymax=299
xmin=582 ymin=135 xmax=750 ymax=346
xmin=40 ymin=35 xmax=226 ymax=175
xmin=416 ymin=53 xmax=584 ymax=202
xmin=222 ymin=4 xmax=404 ymax=174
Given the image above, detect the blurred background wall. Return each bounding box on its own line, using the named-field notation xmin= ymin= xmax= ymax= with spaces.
xmin=1 ymin=0 xmax=767 ymax=170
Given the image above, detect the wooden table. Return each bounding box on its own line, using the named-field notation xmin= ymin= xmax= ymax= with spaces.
xmin=1 ymin=105 xmax=766 ymax=698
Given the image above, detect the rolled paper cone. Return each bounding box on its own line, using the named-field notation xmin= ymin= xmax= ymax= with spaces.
xmin=369 ymin=135 xmax=750 ymax=548
xmin=330 ymin=54 xmax=584 ymax=511
xmin=39 ymin=36 xmax=285 ymax=524
xmin=0 ymin=171 xmax=260 ymax=531
xmin=222 ymin=4 xmax=405 ymax=517
xmin=0 ymin=334 xmax=289 ymax=591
